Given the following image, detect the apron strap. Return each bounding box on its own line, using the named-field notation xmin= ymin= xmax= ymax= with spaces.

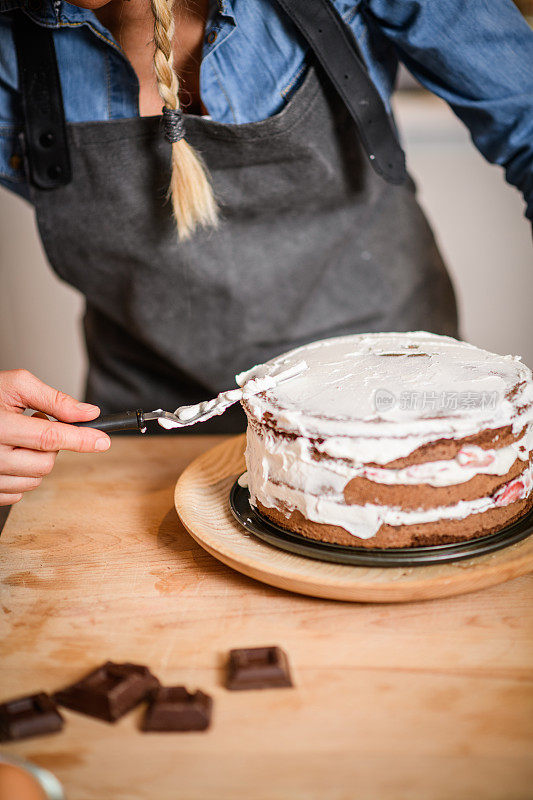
xmin=12 ymin=12 xmax=72 ymax=190
xmin=275 ymin=0 xmax=407 ymax=185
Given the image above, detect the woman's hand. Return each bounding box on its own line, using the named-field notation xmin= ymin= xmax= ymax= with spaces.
xmin=0 ymin=370 xmax=111 ymax=506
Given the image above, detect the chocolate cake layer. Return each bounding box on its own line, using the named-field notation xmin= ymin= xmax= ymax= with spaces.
xmin=246 ymin=415 xmax=532 ymax=546
xmin=367 ymin=426 xmax=525 ymax=469
xmin=244 ymin=409 xmax=526 ymax=469
xmin=256 ymin=495 xmax=533 ymax=549
xmin=343 ymin=458 xmax=527 ymax=510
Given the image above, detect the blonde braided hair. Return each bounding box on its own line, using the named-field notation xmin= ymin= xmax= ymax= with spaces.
xmin=150 ymin=0 xmax=218 ymax=240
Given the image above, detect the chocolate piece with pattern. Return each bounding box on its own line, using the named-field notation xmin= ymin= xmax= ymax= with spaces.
xmin=0 ymin=692 xmax=64 ymax=741
xmin=226 ymin=646 xmax=293 ymax=690
xmin=142 ymin=687 xmax=212 ymax=732
xmin=54 ymin=661 xmax=159 ymax=722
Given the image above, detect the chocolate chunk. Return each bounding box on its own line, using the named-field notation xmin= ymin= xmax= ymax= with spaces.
xmin=142 ymin=687 xmax=212 ymax=732
xmin=0 ymin=692 xmax=64 ymax=741
xmin=54 ymin=661 xmax=159 ymax=722
xmin=226 ymin=646 xmax=293 ymax=690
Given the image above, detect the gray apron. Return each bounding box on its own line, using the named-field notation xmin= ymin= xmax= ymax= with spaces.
xmin=29 ymin=63 xmax=458 ymax=433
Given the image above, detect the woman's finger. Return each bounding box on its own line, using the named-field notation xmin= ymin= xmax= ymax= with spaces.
xmin=0 ymin=446 xmax=56 ymax=478
xmin=0 ymin=409 xmax=110 ymax=453
xmin=0 ymin=492 xmax=23 ymax=507
xmin=0 ymin=369 xmax=100 ymax=422
xmin=0 ymin=475 xmax=42 ymax=494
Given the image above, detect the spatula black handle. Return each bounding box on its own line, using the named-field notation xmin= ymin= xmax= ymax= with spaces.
xmin=73 ymin=409 xmax=146 ymax=433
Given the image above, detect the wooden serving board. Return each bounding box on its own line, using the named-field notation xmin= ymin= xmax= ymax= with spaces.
xmin=175 ymin=435 xmax=533 ymax=603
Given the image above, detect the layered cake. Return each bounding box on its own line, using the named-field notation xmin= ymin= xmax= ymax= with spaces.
xmin=237 ymin=332 xmax=533 ymax=548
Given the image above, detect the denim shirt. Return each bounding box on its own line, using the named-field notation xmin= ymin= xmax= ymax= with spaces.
xmin=1 ymin=0 xmax=533 ymax=221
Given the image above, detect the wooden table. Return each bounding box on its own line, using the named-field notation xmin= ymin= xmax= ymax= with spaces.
xmin=1 ymin=437 xmax=532 ymax=800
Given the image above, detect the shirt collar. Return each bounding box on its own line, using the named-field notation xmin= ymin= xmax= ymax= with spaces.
xmin=214 ymin=0 xmax=236 ymax=23
xmin=1 ymin=1 xmax=236 ymax=30
xmin=0 ymin=1 xmax=96 ymax=26
xmin=0 ymin=0 xmax=57 ymax=23
xmin=0 ymin=0 xmax=128 ymax=55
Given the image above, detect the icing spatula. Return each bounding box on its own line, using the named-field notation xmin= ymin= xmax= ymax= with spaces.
xmin=70 ymin=361 xmax=306 ymax=434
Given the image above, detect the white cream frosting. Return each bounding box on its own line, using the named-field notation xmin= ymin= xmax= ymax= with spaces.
xmin=158 ymin=360 xmax=307 ymax=429
xmin=245 ymin=461 xmax=533 ymax=539
xmin=244 ymin=423 xmax=533 ymax=538
xmin=356 ymin=439 xmax=531 ymax=486
xmin=241 ymin=332 xmax=533 ymax=442
xmin=241 ymin=332 xmax=533 ymax=539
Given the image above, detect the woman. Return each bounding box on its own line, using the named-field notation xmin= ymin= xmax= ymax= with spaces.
xmin=0 ymin=0 xmax=532 ymax=507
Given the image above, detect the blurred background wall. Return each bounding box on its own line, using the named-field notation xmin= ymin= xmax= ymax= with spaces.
xmin=1 ymin=74 xmax=532 ymax=398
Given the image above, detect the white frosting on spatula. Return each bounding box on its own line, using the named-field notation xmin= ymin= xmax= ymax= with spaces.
xmin=157 ymin=360 xmax=307 ymax=429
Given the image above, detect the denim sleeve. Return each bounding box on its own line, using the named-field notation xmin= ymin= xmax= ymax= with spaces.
xmin=363 ymin=0 xmax=533 ymax=222
xmin=0 ymin=13 xmax=28 ymax=199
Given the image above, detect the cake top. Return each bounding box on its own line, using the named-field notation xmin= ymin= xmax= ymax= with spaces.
xmin=237 ymin=332 xmax=533 ymax=440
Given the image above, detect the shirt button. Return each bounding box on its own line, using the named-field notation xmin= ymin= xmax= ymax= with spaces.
xmin=9 ymin=154 xmax=22 ymax=171
xmin=206 ymin=30 xmax=218 ymax=45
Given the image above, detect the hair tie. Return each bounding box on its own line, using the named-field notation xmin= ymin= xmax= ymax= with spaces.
xmin=162 ymin=106 xmax=185 ymax=144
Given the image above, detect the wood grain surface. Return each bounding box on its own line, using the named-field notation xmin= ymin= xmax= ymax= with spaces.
xmin=1 ymin=436 xmax=532 ymax=800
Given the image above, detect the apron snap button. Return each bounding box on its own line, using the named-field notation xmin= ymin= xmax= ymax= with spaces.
xmin=39 ymin=131 xmax=55 ymax=148
xmin=47 ymin=164 xmax=63 ymax=179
